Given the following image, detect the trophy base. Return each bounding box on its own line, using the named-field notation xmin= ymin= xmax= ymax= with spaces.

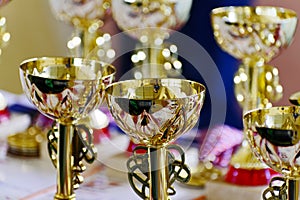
xmin=54 ymin=194 xmax=76 ymax=200
xmin=205 ymin=180 xmax=265 ymax=200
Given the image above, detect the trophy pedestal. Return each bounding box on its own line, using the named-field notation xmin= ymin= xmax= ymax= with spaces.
xmin=206 ymin=180 xmax=265 ymax=200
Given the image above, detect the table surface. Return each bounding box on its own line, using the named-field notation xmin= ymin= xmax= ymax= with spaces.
xmin=0 ymin=123 xmax=206 ymax=200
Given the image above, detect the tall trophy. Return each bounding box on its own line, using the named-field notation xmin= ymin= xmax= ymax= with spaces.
xmin=111 ymin=0 xmax=193 ymax=78
xmin=211 ymin=6 xmax=297 ymax=186
xmin=244 ymin=106 xmax=300 ymax=200
xmin=48 ymin=0 xmax=115 ymax=62
xmin=19 ymin=57 xmax=115 ymax=199
xmin=106 ymin=78 xmax=205 ymax=199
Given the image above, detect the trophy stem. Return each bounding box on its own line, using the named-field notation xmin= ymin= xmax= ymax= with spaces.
xmin=149 ymin=147 xmax=168 ymax=200
xmin=243 ymin=64 xmax=259 ymax=113
xmin=287 ymin=179 xmax=299 ymax=200
xmin=71 ymin=28 xmax=95 ymax=58
xmin=226 ymin=62 xmax=277 ymax=185
xmin=69 ymin=20 xmax=104 ymax=58
xmin=54 ymin=123 xmax=75 ymax=200
xmin=241 ymin=62 xmax=272 ymax=113
xmin=138 ymin=43 xmax=167 ymax=78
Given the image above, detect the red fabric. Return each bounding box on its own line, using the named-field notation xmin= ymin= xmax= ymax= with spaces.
xmin=93 ymin=126 xmax=110 ymax=144
xmin=224 ymin=165 xmax=278 ymax=186
xmin=0 ymin=107 xmax=10 ymax=123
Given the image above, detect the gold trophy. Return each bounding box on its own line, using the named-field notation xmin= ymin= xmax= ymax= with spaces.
xmin=19 ymin=57 xmax=115 ymax=200
xmin=48 ymin=0 xmax=114 ymax=62
xmin=48 ymin=1 xmax=117 ymax=190
xmin=111 ymin=0 xmax=193 ymax=78
xmin=210 ymin=6 xmax=297 ymax=186
xmin=105 ymin=78 xmax=205 ymax=199
xmin=244 ymin=106 xmax=300 ymax=200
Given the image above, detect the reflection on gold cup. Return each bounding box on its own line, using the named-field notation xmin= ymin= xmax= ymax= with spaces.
xmin=212 ymin=6 xmax=297 ymax=64
xmin=106 ymin=78 xmax=205 ymax=199
xmin=106 ymin=79 xmax=205 ymax=147
xmin=19 ymin=57 xmax=114 ymax=200
xmin=244 ymin=106 xmax=300 ymax=199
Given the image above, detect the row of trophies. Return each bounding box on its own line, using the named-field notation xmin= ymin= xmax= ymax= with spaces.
xmin=1 ymin=0 xmax=300 ymax=200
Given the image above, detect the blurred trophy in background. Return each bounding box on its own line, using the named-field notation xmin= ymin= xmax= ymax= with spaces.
xmin=47 ymin=0 xmax=117 ymax=191
xmin=48 ymin=0 xmax=115 ymax=62
xmin=211 ymin=6 xmax=297 ymax=186
xmin=47 ymin=0 xmax=116 ymax=137
xmin=110 ymin=0 xmax=195 ymax=155
xmin=111 ymin=0 xmax=193 ymax=78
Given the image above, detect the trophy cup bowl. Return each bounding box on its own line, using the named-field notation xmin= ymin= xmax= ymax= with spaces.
xmin=111 ymin=0 xmax=193 ymax=41
xmin=244 ymin=106 xmax=300 ymax=199
xmin=19 ymin=57 xmax=111 ymax=199
xmin=211 ymin=6 xmax=297 ymax=65
xmin=48 ymin=0 xmax=109 ymax=29
xmin=106 ymin=78 xmax=205 ymax=146
xmin=19 ymin=57 xmax=104 ymax=123
xmin=106 ymin=78 xmax=205 ymax=199
xmin=210 ymin=6 xmax=298 ymax=187
xmin=111 ymin=0 xmax=193 ymax=78
xmin=48 ymin=0 xmax=114 ymax=62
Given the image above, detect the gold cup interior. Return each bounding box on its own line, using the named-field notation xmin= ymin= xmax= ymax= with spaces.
xmin=106 ymin=78 xmax=205 ymax=147
xmin=19 ymin=57 xmax=115 ymax=123
xmin=243 ymin=106 xmax=300 ymax=178
xmin=211 ymin=6 xmax=298 ymax=62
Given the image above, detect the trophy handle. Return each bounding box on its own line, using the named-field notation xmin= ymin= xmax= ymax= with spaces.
xmin=47 ymin=122 xmax=58 ymax=168
xmin=127 ymin=145 xmax=150 ymax=199
xmin=167 ymin=144 xmax=191 ymax=195
xmin=263 ymin=176 xmax=287 ymax=200
xmin=47 ymin=121 xmax=97 ymax=189
xmin=127 ymin=144 xmax=191 ymax=199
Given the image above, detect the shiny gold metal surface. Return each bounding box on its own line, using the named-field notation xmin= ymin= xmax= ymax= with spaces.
xmin=210 ymin=6 xmax=298 ymax=186
xmin=131 ymin=42 xmax=183 ymax=79
xmin=289 ymin=91 xmax=300 ymax=106
xmin=19 ymin=57 xmax=108 ymax=125
xmin=48 ymin=0 xmax=114 ymax=62
xmin=211 ymin=6 xmax=297 ymax=65
xmin=234 ymin=64 xmax=283 ymax=110
xmin=244 ymin=106 xmax=300 ymax=199
xmin=111 ymin=0 xmax=192 ymax=78
xmin=19 ymin=57 xmax=113 ymax=200
xmin=106 ymin=78 xmax=205 ymax=147
xmin=106 ymin=78 xmax=205 ymax=199
xmin=211 ymin=6 xmax=297 ymax=112
xmin=111 ymin=0 xmax=193 ymax=41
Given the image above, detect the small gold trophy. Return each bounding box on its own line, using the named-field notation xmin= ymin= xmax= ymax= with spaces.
xmin=19 ymin=57 xmax=115 ymax=200
xmin=244 ymin=106 xmax=300 ymax=200
xmin=106 ymin=78 xmax=205 ymax=199
xmin=48 ymin=0 xmax=114 ymax=62
xmin=211 ymin=6 xmax=297 ymax=186
xmin=110 ymin=0 xmax=193 ymax=78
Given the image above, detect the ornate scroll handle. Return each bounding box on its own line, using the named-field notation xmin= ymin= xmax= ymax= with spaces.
xmin=127 ymin=144 xmax=191 ymax=199
xmin=263 ymin=176 xmax=287 ymax=200
xmin=47 ymin=122 xmax=97 ymax=189
xmin=167 ymin=144 xmax=191 ymax=195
